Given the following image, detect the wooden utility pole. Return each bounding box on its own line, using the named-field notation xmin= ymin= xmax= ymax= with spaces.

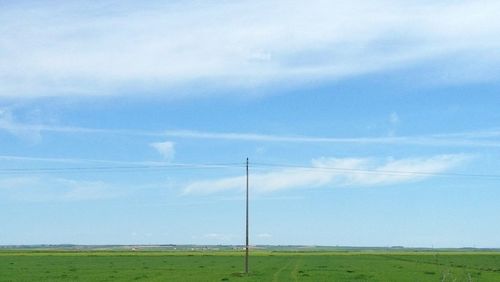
xmin=245 ymin=157 xmax=249 ymax=274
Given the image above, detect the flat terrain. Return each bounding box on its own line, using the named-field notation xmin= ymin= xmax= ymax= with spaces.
xmin=1 ymin=250 xmax=500 ymax=281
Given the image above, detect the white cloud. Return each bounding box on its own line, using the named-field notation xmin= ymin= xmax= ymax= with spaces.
xmin=163 ymin=129 xmax=500 ymax=148
xmin=150 ymin=141 xmax=175 ymax=161
xmin=257 ymin=233 xmax=273 ymax=238
xmin=0 ymin=154 xmax=168 ymax=166
xmin=0 ymin=176 xmax=120 ymax=202
xmin=1 ymin=116 xmax=500 ymax=148
xmin=316 ymin=155 xmax=471 ymax=187
xmin=182 ymin=154 xmax=469 ymax=195
xmin=1 ymin=1 xmax=500 ymax=98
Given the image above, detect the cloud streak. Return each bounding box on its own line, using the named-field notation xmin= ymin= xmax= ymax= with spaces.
xmin=1 ymin=0 xmax=500 ymax=98
xmin=0 ymin=154 xmax=168 ymax=166
xmin=163 ymin=129 xmax=500 ymax=147
xmin=182 ymin=154 xmax=470 ymax=195
xmin=1 ymin=115 xmax=500 ymax=148
xmin=0 ymin=176 xmax=121 ymax=202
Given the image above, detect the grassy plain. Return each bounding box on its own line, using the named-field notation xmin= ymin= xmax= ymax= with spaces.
xmin=1 ymin=249 xmax=500 ymax=281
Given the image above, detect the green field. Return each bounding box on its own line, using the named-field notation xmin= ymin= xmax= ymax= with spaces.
xmin=1 ymin=250 xmax=500 ymax=281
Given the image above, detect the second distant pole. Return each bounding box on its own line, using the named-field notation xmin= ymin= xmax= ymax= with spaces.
xmin=245 ymin=157 xmax=249 ymax=274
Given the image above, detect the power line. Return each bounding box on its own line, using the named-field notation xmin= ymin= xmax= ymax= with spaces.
xmin=0 ymin=160 xmax=500 ymax=179
xmin=252 ymin=162 xmax=500 ymax=179
xmin=0 ymin=162 xmax=245 ymax=174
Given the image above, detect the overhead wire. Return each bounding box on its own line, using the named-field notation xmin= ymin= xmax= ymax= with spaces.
xmin=251 ymin=162 xmax=500 ymax=179
xmin=0 ymin=162 xmax=246 ymax=174
xmin=0 ymin=160 xmax=499 ymax=179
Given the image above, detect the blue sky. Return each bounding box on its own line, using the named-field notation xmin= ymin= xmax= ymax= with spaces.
xmin=1 ymin=0 xmax=500 ymax=247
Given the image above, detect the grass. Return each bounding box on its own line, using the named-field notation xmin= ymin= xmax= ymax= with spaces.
xmin=1 ymin=250 xmax=500 ymax=281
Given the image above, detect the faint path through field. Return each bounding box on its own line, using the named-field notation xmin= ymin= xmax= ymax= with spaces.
xmin=290 ymin=258 xmax=302 ymax=281
xmin=272 ymin=260 xmax=293 ymax=282
xmin=271 ymin=258 xmax=302 ymax=282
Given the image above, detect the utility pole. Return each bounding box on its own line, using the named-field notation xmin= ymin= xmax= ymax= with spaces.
xmin=245 ymin=157 xmax=249 ymax=274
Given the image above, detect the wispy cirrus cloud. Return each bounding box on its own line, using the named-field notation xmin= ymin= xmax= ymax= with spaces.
xmin=0 ymin=154 xmax=168 ymax=166
xmin=1 ymin=115 xmax=500 ymax=148
xmin=0 ymin=109 xmax=162 ymax=137
xmin=182 ymin=154 xmax=470 ymax=195
xmin=162 ymin=129 xmax=500 ymax=147
xmin=161 ymin=126 xmax=500 ymax=149
xmin=1 ymin=1 xmax=500 ymax=98
xmin=0 ymin=176 xmax=122 ymax=202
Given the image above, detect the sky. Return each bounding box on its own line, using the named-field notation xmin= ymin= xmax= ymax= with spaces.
xmin=1 ymin=0 xmax=500 ymax=247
